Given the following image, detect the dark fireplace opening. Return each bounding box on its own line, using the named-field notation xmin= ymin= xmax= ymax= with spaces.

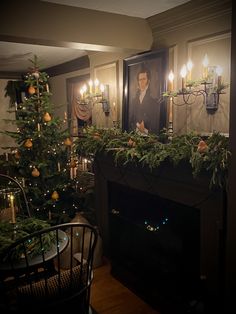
xmin=108 ymin=181 xmax=202 ymax=313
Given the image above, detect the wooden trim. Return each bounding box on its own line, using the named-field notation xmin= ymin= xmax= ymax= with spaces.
xmin=43 ymin=55 xmax=89 ymax=77
xmin=0 ymin=72 xmax=22 ymax=79
xmin=0 ymin=55 xmax=89 ymax=79
xmin=147 ymin=0 xmax=232 ymax=37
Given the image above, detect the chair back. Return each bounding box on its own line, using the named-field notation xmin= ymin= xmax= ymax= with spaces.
xmin=0 ymin=222 xmax=98 ymax=313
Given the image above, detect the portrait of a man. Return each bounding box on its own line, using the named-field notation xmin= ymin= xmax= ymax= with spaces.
xmin=129 ymin=65 xmax=159 ymax=134
xmin=123 ymin=50 xmax=167 ymax=135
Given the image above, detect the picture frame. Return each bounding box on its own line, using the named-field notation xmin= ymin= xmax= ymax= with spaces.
xmin=122 ymin=49 xmax=168 ymax=135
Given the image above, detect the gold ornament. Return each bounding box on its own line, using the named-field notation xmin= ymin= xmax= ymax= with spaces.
xmin=197 ymin=140 xmax=208 ymax=153
xmin=128 ymin=138 xmax=136 ymax=147
xmin=64 ymin=138 xmax=72 ymax=146
xmin=28 ymin=86 xmax=36 ymax=95
xmin=32 ymin=168 xmax=40 ymax=177
xmin=24 ymin=139 xmax=33 ymax=148
xmin=51 ymin=191 xmax=59 ymax=200
xmin=93 ymin=132 xmax=101 ymax=140
xmin=43 ymin=112 xmax=52 ymax=122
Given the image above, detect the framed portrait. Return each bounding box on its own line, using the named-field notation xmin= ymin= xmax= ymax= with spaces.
xmin=122 ymin=49 xmax=168 ymax=135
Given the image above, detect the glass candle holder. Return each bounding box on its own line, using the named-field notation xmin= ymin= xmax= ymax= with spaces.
xmin=0 ymin=187 xmax=22 ymax=223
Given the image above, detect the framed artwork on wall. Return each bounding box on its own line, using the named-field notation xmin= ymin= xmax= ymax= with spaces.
xmin=122 ymin=49 xmax=168 ymax=135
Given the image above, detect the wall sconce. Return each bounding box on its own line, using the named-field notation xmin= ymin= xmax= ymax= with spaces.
xmin=165 ymin=54 xmax=228 ymax=135
xmin=79 ymin=79 xmax=110 ymax=116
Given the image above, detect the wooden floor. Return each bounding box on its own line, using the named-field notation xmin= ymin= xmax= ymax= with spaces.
xmin=90 ymin=259 xmax=160 ymax=314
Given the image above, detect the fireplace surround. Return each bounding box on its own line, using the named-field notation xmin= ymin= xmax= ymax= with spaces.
xmin=94 ymin=153 xmax=226 ymax=312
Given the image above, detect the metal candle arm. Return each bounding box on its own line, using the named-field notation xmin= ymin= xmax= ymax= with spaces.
xmin=169 ymin=81 xmax=224 ymax=112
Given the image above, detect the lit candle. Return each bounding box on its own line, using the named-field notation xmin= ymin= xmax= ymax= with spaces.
xmin=83 ymin=84 xmax=87 ymax=97
xmin=186 ymin=59 xmax=193 ymax=81
xmin=100 ymin=84 xmax=105 ymax=99
xmin=37 ymin=123 xmax=41 ymax=132
xmin=202 ymin=54 xmax=209 ymax=80
xmin=88 ymin=80 xmax=93 ymax=93
xmin=80 ymin=87 xmax=84 ymax=100
xmin=70 ymin=167 xmax=74 ymax=179
xmin=180 ymin=65 xmax=187 ymax=90
xmin=94 ymin=79 xmax=99 ymax=94
xmin=64 ymin=112 xmax=67 ymax=121
xmin=46 ymin=84 xmax=50 ymax=93
xmin=216 ymin=66 xmax=223 ymax=89
xmin=168 ymin=70 xmax=174 ymax=92
xmin=10 ymin=194 xmax=16 ymax=224
xmin=169 ymin=97 xmax=173 ymax=123
xmin=84 ymin=159 xmax=88 ymax=171
xmin=112 ymin=102 xmax=117 ymax=122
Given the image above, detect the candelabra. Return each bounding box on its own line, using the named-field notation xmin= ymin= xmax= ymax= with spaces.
xmin=79 ymin=79 xmax=110 ymax=115
xmin=165 ymin=54 xmax=228 ymax=134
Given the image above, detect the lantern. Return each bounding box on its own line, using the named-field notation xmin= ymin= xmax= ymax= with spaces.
xmin=0 ymin=188 xmax=23 ymax=223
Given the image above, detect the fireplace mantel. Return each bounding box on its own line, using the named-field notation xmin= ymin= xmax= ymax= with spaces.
xmin=94 ymin=153 xmax=226 ymax=308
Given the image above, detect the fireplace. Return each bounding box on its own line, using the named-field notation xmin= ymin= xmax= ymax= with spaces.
xmin=94 ymin=154 xmax=225 ymax=312
xmin=108 ymin=182 xmax=201 ymax=311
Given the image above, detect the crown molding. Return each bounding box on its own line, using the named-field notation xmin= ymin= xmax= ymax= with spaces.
xmin=147 ymin=0 xmax=232 ymax=37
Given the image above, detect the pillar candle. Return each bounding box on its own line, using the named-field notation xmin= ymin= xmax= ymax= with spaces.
xmin=70 ymin=167 xmax=74 ymax=179
xmin=10 ymin=194 xmax=16 ymax=224
xmin=168 ymin=71 xmax=174 ymax=92
xmin=202 ymin=54 xmax=209 ymax=80
xmin=169 ymin=97 xmax=173 ymax=123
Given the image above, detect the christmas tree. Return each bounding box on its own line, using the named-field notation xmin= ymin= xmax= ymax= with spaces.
xmin=1 ymin=56 xmax=79 ymax=223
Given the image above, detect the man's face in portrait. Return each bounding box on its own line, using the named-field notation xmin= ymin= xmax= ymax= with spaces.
xmin=138 ymin=72 xmax=149 ymax=91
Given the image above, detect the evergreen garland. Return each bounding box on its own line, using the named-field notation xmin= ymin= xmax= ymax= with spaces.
xmin=75 ymin=126 xmax=231 ymax=189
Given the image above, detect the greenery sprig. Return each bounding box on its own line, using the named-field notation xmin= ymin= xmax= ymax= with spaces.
xmin=0 ymin=217 xmax=55 ymax=260
xmin=74 ymin=126 xmax=231 ymax=189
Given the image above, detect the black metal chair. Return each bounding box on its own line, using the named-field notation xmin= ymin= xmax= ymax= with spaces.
xmin=0 ymin=222 xmax=98 ymax=313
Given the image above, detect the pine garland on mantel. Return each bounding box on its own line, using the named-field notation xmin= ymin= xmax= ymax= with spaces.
xmin=74 ymin=126 xmax=231 ymax=190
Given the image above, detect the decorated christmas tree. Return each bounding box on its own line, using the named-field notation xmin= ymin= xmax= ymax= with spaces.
xmin=0 ymin=56 xmax=79 ymax=223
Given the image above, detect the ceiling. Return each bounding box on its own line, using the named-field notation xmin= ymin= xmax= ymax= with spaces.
xmin=41 ymin=0 xmax=190 ymax=18
xmin=0 ymin=0 xmax=190 ymax=75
